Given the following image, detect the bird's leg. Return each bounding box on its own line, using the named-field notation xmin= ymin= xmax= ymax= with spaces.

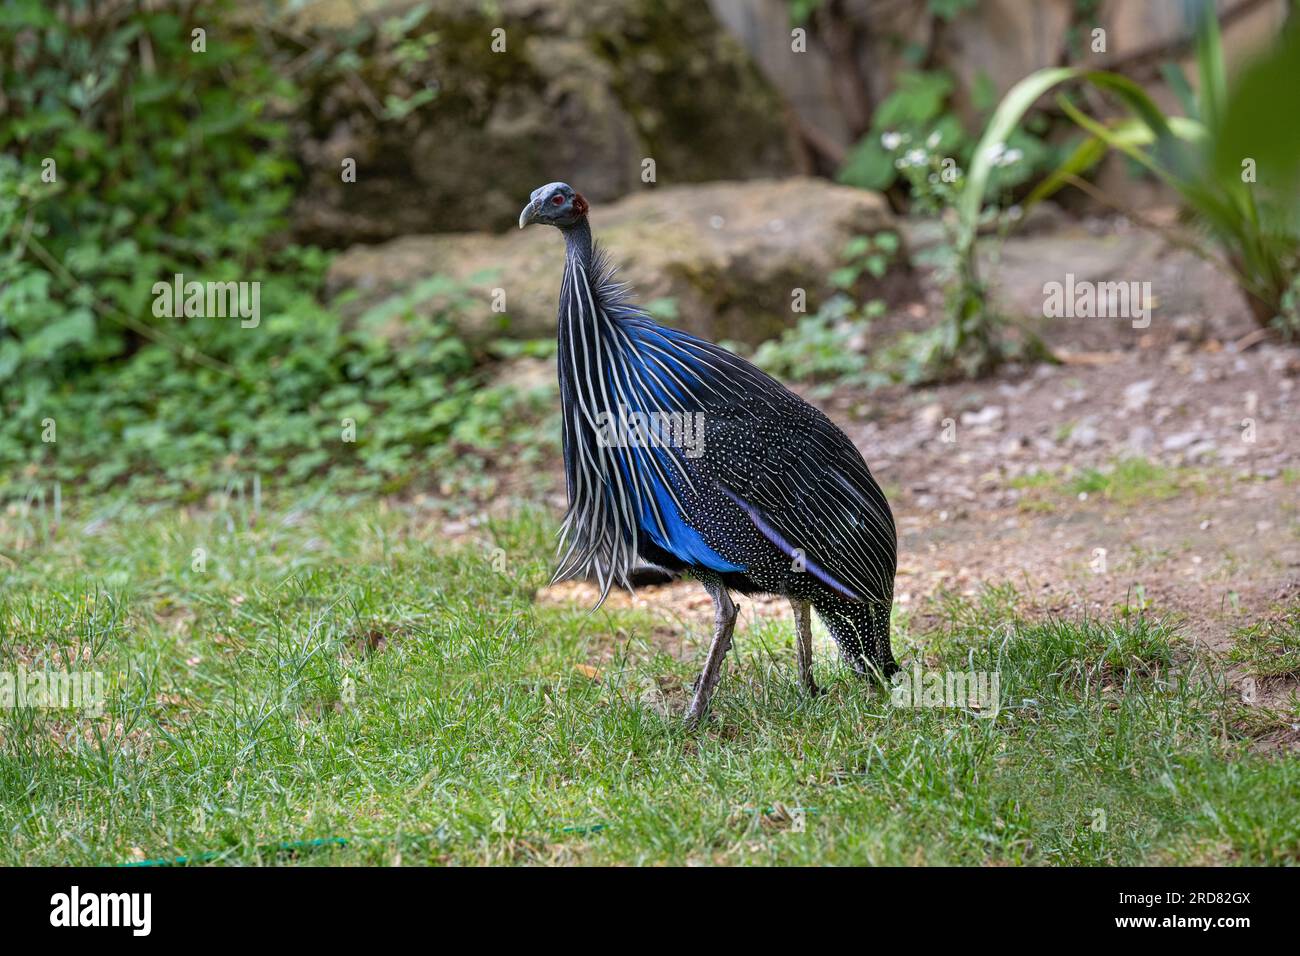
xmin=790 ymin=598 xmax=821 ymax=697
xmin=684 ymin=576 xmax=737 ymax=727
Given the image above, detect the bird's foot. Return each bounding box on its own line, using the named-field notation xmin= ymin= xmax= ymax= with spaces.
xmin=684 ymin=676 xmax=713 ymax=728
xmin=682 ymin=702 xmax=707 ymax=730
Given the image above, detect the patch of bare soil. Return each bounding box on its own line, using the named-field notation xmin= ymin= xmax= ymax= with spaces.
xmin=839 ymin=226 xmax=1300 ymax=749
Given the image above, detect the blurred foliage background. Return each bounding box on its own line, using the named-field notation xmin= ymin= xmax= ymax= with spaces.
xmin=1 ymin=0 xmax=548 ymax=504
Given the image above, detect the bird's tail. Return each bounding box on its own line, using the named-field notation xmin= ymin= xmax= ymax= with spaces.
xmin=813 ymin=594 xmax=898 ymax=679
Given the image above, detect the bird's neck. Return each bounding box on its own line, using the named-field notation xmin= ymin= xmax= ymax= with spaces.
xmin=555 ymin=215 xmax=615 ymax=395
xmin=559 ymin=216 xmax=610 ymax=331
xmin=561 ymin=217 xmax=593 ymax=269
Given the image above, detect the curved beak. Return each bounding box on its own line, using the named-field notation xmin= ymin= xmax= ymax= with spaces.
xmin=518 ymin=199 xmax=538 ymax=229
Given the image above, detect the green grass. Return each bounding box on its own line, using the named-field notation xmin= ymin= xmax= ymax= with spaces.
xmin=1069 ymin=458 xmax=1192 ymax=503
xmin=1011 ymin=458 xmax=1200 ymax=511
xmin=1230 ymin=606 xmax=1300 ymax=679
xmin=1 ymin=497 xmax=1295 ymax=866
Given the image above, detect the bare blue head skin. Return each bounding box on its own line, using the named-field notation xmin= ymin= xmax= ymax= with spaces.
xmin=518 ymin=181 xmax=589 ymax=231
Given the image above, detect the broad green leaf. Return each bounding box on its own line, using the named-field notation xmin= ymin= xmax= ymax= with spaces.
xmin=1212 ymin=21 xmax=1300 ymax=194
xmin=1195 ymin=0 xmax=1226 ymax=133
xmin=958 ymin=66 xmax=1079 ymax=250
xmin=837 ymin=135 xmax=897 ymax=191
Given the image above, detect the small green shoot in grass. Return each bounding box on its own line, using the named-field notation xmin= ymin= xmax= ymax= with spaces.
xmin=1230 ymin=605 xmax=1300 ymax=679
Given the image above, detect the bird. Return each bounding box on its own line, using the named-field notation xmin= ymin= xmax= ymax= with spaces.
xmin=519 ymin=182 xmax=898 ymax=726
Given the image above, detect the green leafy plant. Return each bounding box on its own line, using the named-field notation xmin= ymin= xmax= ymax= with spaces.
xmin=878 ymin=129 xmax=1051 ymax=381
xmin=0 ymin=268 xmax=554 ymax=503
xmin=1020 ymin=5 xmax=1300 ymax=336
xmin=0 ymin=0 xmax=522 ymax=504
xmin=838 ymin=68 xmax=1059 ymax=198
xmin=748 ymin=233 xmax=895 ymax=390
xmin=0 ymin=0 xmax=298 ymax=380
xmin=831 ymin=230 xmax=900 ymax=288
xmin=750 ymin=295 xmax=875 ymax=391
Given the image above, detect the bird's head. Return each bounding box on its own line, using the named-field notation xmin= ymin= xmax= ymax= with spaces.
xmin=518 ymin=182 xmax=588 ymax=230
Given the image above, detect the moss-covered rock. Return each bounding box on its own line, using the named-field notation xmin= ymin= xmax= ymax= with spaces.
xmin=326 ymin=178 xmax=898 ymax=346
xmin=282 ymin=0 xmax=794 ymax=244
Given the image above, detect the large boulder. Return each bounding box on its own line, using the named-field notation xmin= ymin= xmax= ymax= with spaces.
xmin=326 ymin=178 xmax=898 ymax=345
xmin=283 ymin=0 xmax=796 ymax=245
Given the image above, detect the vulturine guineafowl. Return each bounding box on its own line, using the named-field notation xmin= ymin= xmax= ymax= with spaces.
xmin=520 ymin=182 xmax=898 ymax=726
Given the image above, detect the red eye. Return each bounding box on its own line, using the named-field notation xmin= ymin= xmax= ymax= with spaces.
xmin=551 ymin=194 xmax=565 ymax=205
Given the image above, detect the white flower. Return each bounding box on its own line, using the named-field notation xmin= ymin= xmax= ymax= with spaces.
xmin=997 ymin=147 xmax=1024 ymax=167
xmin=904 ymin=148 xmax=927 ymax=167
xmin=881 ymin=131 xmax=904 ymax=151
xmin=926 ymin=130 xmax=942 ymax=149
xmin=985 ymin=142 xmax=1023 ymax=168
